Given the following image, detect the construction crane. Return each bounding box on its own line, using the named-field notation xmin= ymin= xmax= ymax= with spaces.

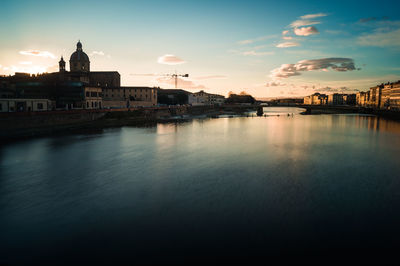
xmin=164 ymin=71 xmax=189 ymax=89
xmin=131 ymin=71 xmax=189 ymax=89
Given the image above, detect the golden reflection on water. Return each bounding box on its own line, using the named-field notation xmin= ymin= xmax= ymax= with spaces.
xmin=354 ymin=115 xmax=400 ymax=134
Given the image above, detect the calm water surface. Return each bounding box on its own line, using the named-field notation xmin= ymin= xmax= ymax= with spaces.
xmin=2 ymin=108 xmax=400 ymax=264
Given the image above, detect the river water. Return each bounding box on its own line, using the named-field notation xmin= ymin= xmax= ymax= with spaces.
xmin=1 ymin=108 xmax=400 ymax=264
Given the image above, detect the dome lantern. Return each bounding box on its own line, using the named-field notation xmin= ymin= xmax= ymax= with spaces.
xmin=77 ymin=40 xmax=82 ymax=51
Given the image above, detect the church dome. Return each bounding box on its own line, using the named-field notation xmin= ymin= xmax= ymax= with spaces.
xmin=70 ymin=50 xmax=89 ymax=62
xmin=70 ymin=40 xmax=89 ymax=62
xmin=69 ymin=41 xmax=90 ymax=72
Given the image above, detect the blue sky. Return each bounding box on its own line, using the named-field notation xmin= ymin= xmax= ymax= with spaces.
xmin=1 ymin=0 xmax=400 ymax=97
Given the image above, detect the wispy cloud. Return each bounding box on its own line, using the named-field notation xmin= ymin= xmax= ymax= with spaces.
xmin=90 ymin=51 xmax=105 ymax=56
xmin=265 ymin=82 xmax=287 ymax=87
xmin=157 ymin=54 xmax=186 ymax=65
xmin=19 ymin=61 xmax=32 ymax=65
xmin=238 ymin=39 xmax=254 ymax=45
xmin=19 ymin=50 xmax=55 ymax=59
xmin=237 ymin=35 xmax=277 ymax=45
xmin=270 ymin=58 xmax=359 ymax=79
xmin=358 ymin=28 xmax=400 ymax=47
xmin=276 ymin=42 xmax=300 ymax=48
xmin=282 ymin=30 xmax=289 ymax=35
xmin=358 ymin=16 xmax=389 ymax=23
xmin=325 ymin=30 xmax=345 ymax=35
xmin=313 ymin=86 xmax=359 ymax=93
xmin=229 ymin=49 xmax=274 ymax=56
xmin=290 ymin=20 xmax=320 ymax=28
xmin=300 ymin=13 xmax=327 ymax=20
xmin=294 ymin=26 xmax=319 ymax=36
xmin=242 ymin=51 xmax=274 ymax=56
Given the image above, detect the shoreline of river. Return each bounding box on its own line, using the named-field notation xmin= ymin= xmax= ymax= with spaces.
xmin=2 ymin=105 xmax=400 ymax=141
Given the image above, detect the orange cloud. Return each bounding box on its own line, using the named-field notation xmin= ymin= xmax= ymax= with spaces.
xmin=157 ymin=54 xmax=185 ymax=65
xmin=276 ymin=42 xmax=300 ymax=48
xmin=294 ymin=26 xmax=319 ymax=36
xmin=19 ymin=50 xmax=55 ymax=59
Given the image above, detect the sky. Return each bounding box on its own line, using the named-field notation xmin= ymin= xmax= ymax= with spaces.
xmin=1 ymin=0 xmax=400 ymax=98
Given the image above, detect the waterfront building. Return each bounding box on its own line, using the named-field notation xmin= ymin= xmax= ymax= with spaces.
xmin=303 ymin=95 xmax=312 ymax=105
xmin=188 ymin=90 xmax=225 ymax=106
xmin=208 ymin=93 xmax=225 ymax=105
xmin=390 ymin=82 xmax=400 ymax=110
xmin=270 ymin=98 xmax=303 ymax=106
xmin=304 ymin=93 xmax=354 ymax=106
xmin=368 ymin=86 xmax=379 ymax=108
xmin=328 ymin=93 xmax=344 ymax=105
xmin=344 ymin=94 xmax=356 ymax=105
xmin=0 ymin=98 xmax=52 ymax=112
xmin=157 ymin=89 xmax=191 ymax=105
xmin=380 ymin=84 xmax=392 ymax=109
xmin=303 ymin=93 xmax=328 ymax=105
xmin=312 ymin=93 xmax=328 ymax=105
xmin=102 ymin=86 xmax=157 ymax=108
xmin=356 ymin=92 xmax=369 ymax=106
xmin=84 ymin=87 xmax=103 ymax=109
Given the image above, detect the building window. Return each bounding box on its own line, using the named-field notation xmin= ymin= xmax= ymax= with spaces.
xmin=37 ymin=103 xmax=43 ymax=110
xmin=92 ymin=102 xmax=94 ymax=107
xmin=0 ymin=103 xmax=2 ymax=110
xmin=99 ymin=102 xmax=101 ymax=108
xmin=86 ymin=91 xmax=90 ymax=97
xmin=95 ymin=102 xmax=97 ymax=107
xmin=87 ymin=102 xmax=89 ymax=108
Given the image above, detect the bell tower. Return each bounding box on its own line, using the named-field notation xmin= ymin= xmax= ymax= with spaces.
xmin=59 ymin=56 xmax=66 ymax=72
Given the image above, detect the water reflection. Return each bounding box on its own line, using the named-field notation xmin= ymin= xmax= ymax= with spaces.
xmin=1 ymin=110 xmax=400 ymax=264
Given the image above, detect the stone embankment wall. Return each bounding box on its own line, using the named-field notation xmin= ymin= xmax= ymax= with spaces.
xmin=0 ymin=110 xmax=107 ymax=139
xmin=0 ymin=105 xmax=256 ymax=140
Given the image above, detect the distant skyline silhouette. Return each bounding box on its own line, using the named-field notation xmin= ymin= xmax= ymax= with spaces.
xmin=1 ymin=0 xmax=400 ymax=97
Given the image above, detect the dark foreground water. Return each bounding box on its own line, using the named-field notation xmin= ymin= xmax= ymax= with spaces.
xmin=2 ymin=108 xmax=400 ymax=264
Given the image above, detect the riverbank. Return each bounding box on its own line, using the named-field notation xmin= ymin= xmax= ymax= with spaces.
xmin=299 ymin=104 xmax=400 ymax=120
xmin=3 ymin=104 xmax=400 ymax=141
xmin=0 ymin=105 xmax=256 ymax=141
